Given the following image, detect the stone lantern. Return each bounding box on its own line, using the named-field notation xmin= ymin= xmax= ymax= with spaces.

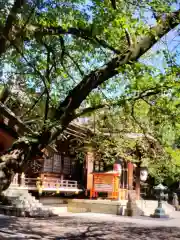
xmin=151 ymin=184 xmax=169 ymax=218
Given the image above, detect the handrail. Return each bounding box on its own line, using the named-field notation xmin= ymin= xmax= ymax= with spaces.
xmin=26 ymin=178 xmax=78 ymax=189
xmin=12 ymin=174 xmax=79 ymax=190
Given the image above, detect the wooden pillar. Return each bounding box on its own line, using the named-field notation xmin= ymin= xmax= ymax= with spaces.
xmin=135 ymin=166 xmax=141 ymax=200
xmin=86 ymin=151 xmax=94 ymax=193
xmin=127 ymin=162 xmax=133 ymax=190
xmin=12 ymin=173 xmax=18 ymax=186
xmin=20 ymin=172 xmax=25 ymax=187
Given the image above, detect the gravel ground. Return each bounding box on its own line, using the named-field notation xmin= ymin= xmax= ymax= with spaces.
xmin=0 ymin=213 xmax=180 ymax=239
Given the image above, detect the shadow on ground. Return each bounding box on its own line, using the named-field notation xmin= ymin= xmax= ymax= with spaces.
xmin=0 ymin=215 xmax=180 ymax=239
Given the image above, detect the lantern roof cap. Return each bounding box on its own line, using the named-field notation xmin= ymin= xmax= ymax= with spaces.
xmin=154 ymin=184 xmax=167 ymax=190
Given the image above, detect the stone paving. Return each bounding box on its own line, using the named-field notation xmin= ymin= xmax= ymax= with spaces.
xmin=0 ymin=212 xmax=180 ymax=239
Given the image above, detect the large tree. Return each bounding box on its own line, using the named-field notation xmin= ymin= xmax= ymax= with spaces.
xmin=0 ymin=0 xmax=179 ymax=191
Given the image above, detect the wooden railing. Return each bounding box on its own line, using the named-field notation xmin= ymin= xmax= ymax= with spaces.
xmin=11 ymin=173 xmax=80 ymax=192
xmin=25 ymin=177 xmax=78 ymax=189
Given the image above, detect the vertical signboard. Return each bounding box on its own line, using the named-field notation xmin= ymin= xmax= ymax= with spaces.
xmin=53 ymin=154 xmax=62 ymax=173
xmin=63 ymin=156 xmax=71 ymax=174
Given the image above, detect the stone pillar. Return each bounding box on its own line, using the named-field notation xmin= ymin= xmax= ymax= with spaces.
xmin=172 ymin=193 xmax=179 ymax=210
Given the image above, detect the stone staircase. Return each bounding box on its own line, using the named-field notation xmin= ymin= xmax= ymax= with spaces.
xmin=1 ymin=187 xmax=57 ymax=217
xmin=136 ymin=200 xmax=175 ymax=217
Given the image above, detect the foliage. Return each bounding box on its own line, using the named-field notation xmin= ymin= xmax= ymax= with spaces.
xmin=85 ymin=66 xmax=180 ymax=183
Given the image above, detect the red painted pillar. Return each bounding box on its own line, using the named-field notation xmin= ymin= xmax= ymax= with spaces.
xmin=127 ymin=162 xmax=133 ymax=190
xmin=86 ymin=151 xmax=94 ymax=191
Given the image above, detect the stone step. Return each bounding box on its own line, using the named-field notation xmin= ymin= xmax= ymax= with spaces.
xmin=50 ymin=206 xmax=68 ymax=215
xmin=2 ymin=187 xmax=57 ymax=218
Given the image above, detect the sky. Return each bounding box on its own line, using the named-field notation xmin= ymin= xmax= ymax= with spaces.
xmin=71 ymin=0 xmax=180 ymax=72
xmin=132 ymin=2 xmax=180 ymax=72
xmin=141 ymin=26 xmax=180 ymax=73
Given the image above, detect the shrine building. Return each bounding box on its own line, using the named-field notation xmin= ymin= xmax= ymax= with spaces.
xmin=0 ymin=101 xmax=144 ymax=200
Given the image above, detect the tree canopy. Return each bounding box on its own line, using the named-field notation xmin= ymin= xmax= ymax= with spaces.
xmin=0 ymin=0 xmax=179 ymax=190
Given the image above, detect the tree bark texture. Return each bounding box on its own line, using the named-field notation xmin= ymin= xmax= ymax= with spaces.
xmin=0 ymin=142 xmax=32 ymax=191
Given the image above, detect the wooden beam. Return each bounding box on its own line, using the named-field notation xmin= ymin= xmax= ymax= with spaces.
xmin=0 ymin=102 xmax=32 ymax=136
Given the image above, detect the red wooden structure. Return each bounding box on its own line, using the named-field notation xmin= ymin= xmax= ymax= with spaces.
xmin=0 ymin=101 xmax=140 ymax=199
xmin=90 ymin=172 xmax=120 ymax=199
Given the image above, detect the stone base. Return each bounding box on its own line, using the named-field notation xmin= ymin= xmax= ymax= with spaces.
xmin=1 ymin=188 xmax=57 ymax=218
xmin=124 ymin=200 xmax=144 ymax=217
xmin=67 ymin=199 xmax=145 ymax=216
xmin=150 ymin=207 xmax=169 ymax=218
xmin=175 ymin=206 xmax=180 ymax=211
xmin=150 ymin=214 xmax=169 ymax=218
xmin=67 ymin=199 xmax=127 ymax=215
xmin=0 ymin=205 xmax=25 ymax=217
xmin=125 ymin=208 xmax=143 ymax=217
xmin=0 ymin=205 xmax=56 ymax=218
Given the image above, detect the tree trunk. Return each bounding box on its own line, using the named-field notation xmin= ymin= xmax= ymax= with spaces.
xmin=0 ymin=140 xmax=41 ymax=192
xmin=0 ymin=149 xmax=22 ymax=191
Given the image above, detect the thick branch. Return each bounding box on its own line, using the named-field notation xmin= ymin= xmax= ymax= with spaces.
xmin=33 ymin=25 xmax=121 ymax=54
xmin=32 ymin=11 xmax=178 ymax=54
xmin=75 ymin=86 xmax=169 ymax=118
xmin=75 ymin=105 xmax=107 ymax=118
xmin=50 ymin=7 xmax=179 ymax=139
